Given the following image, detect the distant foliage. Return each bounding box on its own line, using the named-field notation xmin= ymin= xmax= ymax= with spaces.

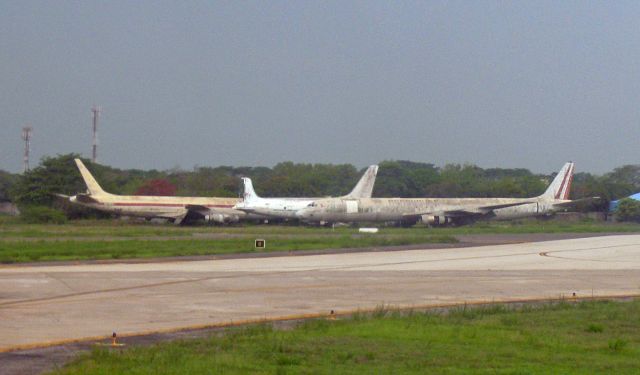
xmin=607 ymin=165 xmax=640 ymax=189
xmin=374 ymin=161 xmax=439 ymax=197
xmin=0 ymin=170 xmax=17 ymax=201
xmin=615 ymin=198 xmax=640 ymax=222
xmin=374 ymin=161 xmax=545 ymax=199
xmin=570 ymin=172 xmax=633 ymax=212
xmin=11 ymin=153 xmax=88 ymax=207
xmin=19 ymin=206 xmax=67 ymax=224
xmin=135 ymin=179 xmax=177 ymax=196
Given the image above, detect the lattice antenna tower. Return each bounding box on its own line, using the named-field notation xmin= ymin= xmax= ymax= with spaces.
xmin=91 ymin=105 xmax=101 ymax=163
xmin=21 ymin=126 xmax=33 ymax=173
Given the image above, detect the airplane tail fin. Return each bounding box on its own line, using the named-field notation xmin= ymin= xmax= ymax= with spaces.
xmin=241 ymin=177 xmax=261 ymax=203
xmin=540 ymin=162 xmax=574 ymax=200
xmin=74 ymin=159 xmax=107 ymax=196
xmin=343 ymin=165 xmax=379 ymax=199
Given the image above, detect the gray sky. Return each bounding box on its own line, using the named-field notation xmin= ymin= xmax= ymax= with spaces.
xmin=1 ymin=1 xmax=639 ymax=174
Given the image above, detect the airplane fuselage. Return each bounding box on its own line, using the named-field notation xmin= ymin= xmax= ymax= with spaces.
xmin=236 ymin=198 xmax=314 ymax=219
xmin=296 ymin=197 xmax=569 ymax=224
xmin=67 ymin=158 xmax=252 ymax=224
xmin=71 ymin=193 xmax=243 ymax=222
xmin=296 ymin=162 xmax=577 ymax=226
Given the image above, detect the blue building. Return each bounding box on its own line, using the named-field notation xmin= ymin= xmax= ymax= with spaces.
xmin=609 ymin=192 xmax=640 ymax=212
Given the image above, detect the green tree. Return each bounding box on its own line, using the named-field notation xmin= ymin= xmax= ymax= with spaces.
xmin=571 ymin=172 xmax=634 ymax=212
xmin=615 ymin=198 xmax=640 ymax=222
xmin=429 ymin=164 xmax=483 ymax=197
xmin=135 ymin=179 xmax=177 ymax=196
xmin=12 ymin=154 xmax=88 ymax=207
xmin=0 ymin=170 xmax=17 ymax=201
xmin=607 ymin=165 xmax=640 ymax=190
xmin=374 ymin=160 xmax=439 ymax=197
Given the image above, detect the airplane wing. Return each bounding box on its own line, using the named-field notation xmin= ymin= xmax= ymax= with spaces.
xmin=233 ymin=207 xmax=260 ymax=214
xmin=403 ymin=201 xmax=534 ymax=219
xmin=458 ymin=201 xmax=535 ymax=215
xmin=184 ymin=204 xmax=212 ymax=215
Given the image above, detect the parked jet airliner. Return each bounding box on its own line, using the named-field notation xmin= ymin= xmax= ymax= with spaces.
xmin=234 ymin=165 xmax=378 ymax=220
xmin=64 ymin=159 xmax=243 ymax=224
xmin=296 ymin=162 xmax=587 ymax=226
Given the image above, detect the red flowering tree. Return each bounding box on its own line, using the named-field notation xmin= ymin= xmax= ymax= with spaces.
xmin=135 ymin=179 xmax=176 ymax=196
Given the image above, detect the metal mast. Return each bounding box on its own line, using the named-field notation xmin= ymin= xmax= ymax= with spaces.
xmin=21 ymin=126 xmax=32 ymax=173
xmin=91 ymin=105 xmax=101 ymax=163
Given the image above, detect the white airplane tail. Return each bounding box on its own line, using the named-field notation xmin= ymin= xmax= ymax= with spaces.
xmin=539 ymin=162 xmax=574 ymax=200
xmin=343 ymin=165 xmax=379 ymax=199
xmin=74 ymin=159 xmax=107 ymax=196
xmin=241 ymin=177 xmax=261 ymax=203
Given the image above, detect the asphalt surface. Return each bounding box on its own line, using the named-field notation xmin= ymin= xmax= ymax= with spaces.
xmin=1 ymin=233 xmax=640 ymax=374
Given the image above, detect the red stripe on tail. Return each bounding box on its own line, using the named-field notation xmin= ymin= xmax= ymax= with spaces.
xmin=562 ymin=165 xmax=574 ymax=200
xmin=555 ymin=165 xmax=571 ymax=200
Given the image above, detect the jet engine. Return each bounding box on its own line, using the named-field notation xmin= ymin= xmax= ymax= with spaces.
xmin=204 ymin=213 xmax=240 ymax=224
xmin=421 ymin=215 xmax=451 ymax=226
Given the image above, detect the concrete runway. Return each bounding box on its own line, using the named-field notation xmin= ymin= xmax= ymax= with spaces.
xmin=1 ymin=234 xmax=640 ymax=352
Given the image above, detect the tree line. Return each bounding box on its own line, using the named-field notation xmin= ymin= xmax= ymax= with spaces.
xmin=2 ymin=154 xmax=640 ymax=215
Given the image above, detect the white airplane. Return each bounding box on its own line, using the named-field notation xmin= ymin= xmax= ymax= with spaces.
xmin=65 ymin=159 xmax=245 ymax=224
xmin=295 ymin=162 xmax=590 ymax=226
xmin=234 ymin=165 xmax=379 ymax=220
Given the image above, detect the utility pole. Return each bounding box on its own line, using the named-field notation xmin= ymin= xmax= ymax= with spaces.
xmin=91 ymin=105 xmax=101 ymax=163
xmin=21 ymin=126 xmax=32 ymax=173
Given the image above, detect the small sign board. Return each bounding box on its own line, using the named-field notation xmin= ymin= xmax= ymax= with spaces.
xmin=255 ymin=239 xmax=266 ymax=249
xmin=358 ymin=228 xmax=379 ymax=234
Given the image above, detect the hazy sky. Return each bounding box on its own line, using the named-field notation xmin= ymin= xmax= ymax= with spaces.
xmin=1 ymin=1 xmax=639 ymax=174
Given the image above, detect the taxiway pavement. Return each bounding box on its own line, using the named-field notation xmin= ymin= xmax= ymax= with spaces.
xmin=1 ymin=234 xmax=640 ymax=351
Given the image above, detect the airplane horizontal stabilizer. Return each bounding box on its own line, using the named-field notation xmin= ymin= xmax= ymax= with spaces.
xmin=73 ymin=194 xmax=100 ymax=204
xmin=552 ymin=197 xmax=601 ymax=208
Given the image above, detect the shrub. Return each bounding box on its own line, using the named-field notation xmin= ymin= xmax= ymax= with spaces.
xmin=608 ymin=338 xmax=628 ymax=352
xmin=586 ymin=323 xmax=604 ymax=333
xmin=19 ymin=206 xmax=68 ymax=224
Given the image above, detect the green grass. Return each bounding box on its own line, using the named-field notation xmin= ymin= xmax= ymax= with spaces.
xmin=0 ymin=217 xmax=638 ymax=240
xmin=52 ymin=300 xmax=640 ymax=374
xmin=0 ymin=234 xmax=456 ymax=263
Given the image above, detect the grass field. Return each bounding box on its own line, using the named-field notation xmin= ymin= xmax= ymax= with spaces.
xmin=52 ymin=299 xmax=640 ymax=374
xmin=1 ymin=216 xmax=639 ymax=239
xmin=0 ymin=234 xmax=456 ymax=263
xmin=0 ymin=216 xmax=638 ymax=263
xmin=0 ymin=217 xmax=457 ymax=262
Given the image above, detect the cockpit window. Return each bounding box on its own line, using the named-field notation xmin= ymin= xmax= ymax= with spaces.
xmin=307 ymin=202 xmax=317 ymax=207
